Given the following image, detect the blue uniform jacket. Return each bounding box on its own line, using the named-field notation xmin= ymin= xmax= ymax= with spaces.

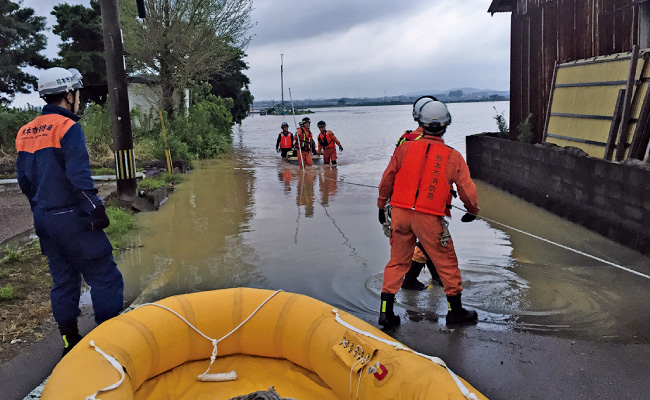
xmin=16 ymin=105 xmax=102 ymax=212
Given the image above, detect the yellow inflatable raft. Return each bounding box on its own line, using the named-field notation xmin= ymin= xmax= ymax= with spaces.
xmin=42 ymin=288 xmax=488 ymax=400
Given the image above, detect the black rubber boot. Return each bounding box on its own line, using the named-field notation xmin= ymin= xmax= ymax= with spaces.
xmin=59 ymin=320 xmax=82 ymax=358
xmin=378 ymin=292 xmax=400 ymax=328
xmin=401 ymin=260 xmax=427 ymax=291
xmin=425 ymin=259 xmax=444 ymax=288
xmin=445 ymin=294 xmax=478 ymax=325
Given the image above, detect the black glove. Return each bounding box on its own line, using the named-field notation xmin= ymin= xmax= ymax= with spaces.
xmin=276 ymin=147 xmax=280 ymax=153
xmin=339 ymin=145 xmax=343 ymax=152
xmin=90 ymin=204 xmax=110 ymax=231
xmin=378 ymin=208 xmax=386 ymax=224
xmin=461 ymin=212 xmax=476 ymax=223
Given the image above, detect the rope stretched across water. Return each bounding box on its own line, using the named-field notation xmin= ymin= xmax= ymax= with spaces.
xmin=295 ymin=167 xmax=650 ymax=281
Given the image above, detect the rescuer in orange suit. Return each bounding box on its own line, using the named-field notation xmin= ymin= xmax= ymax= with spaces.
xmin=377 ymin=96 xmax=480 ymax=327
xmin=393 ymin=111 xmax=447 ymax=292
xmin=316 ymin=120 xmax=343 ymax=164
xmin=276 ymin=122 xmax=294 ymax=158
xmin=294 ymin=117 xmax=314 ymax=168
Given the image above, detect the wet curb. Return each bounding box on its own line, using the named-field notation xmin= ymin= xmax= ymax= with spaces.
xmin=0 ymin=308 xmax=96 ymax=400
xmin=0 ymin=173 xmax=145 ymax=186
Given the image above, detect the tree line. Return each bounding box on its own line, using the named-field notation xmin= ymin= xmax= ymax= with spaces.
xmin=1 ymin=0 xmax=253 ymax=122
xmin=0 ymin=0 xmax=255 ymax=164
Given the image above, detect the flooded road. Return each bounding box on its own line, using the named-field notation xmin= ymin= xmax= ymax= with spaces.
xmin=118 ymin=102 xmax=650 ymax=344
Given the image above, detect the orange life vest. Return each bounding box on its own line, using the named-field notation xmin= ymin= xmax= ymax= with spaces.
xmin=16 ymin=114 xmax=75 ymax=153
xmin=318 ymin=131 xmax=336 ymax=148
xmin=391 ymin=140 xmax=452 ymax=216
xmin=279 ymin=132 xmax=292 ymax=149
xmin=297 ymin=127 xmax=312 ymax=151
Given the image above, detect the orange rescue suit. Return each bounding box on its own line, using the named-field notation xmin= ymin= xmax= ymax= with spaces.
xmin=390 ymin=141 xmax=452 ymax=216
xmin=317 ymin=130 xmax=340 ymax=150
xmin=296 ymin=127 xmax=312 ymax=151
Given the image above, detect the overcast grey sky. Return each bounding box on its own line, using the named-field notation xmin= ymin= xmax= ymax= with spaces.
xmin=11 ymin=0 xmax=510 ymax=107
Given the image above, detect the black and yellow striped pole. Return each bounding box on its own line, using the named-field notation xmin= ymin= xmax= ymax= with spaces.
xmin=158 ymin=110 xmax=173 ymax=174
xmin=114 ymin=149 xmax=137 ymax=180
xmin=101 ymin=0 xmax=137 ymax=199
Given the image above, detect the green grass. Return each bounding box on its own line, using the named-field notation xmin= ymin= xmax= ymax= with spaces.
xmin=138 ymin=176 xmax=166 ymax=190
xmin=105 ymin=206 xmax=137 ymax=255
xmin=1 ymin=245 xmax=25 ymax=263
xmin=0 ymin=284 xmax=15 ymax=300
xmin=138 ymin=173 xmax=184 ymax=190
xmin=162 ymin=172 xmax=184 ymax=185
xmin=91 ymin=167 xmax=116 ymax=176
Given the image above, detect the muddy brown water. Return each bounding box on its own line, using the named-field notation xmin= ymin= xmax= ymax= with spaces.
xmin=116 ymin=103 xmax=650 ymax=343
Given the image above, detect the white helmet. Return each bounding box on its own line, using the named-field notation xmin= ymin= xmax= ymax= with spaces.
xmin=37 ymin=67 xmax=84 ymax=98
xmin=412 ymin=96 xmax=451 ymax=133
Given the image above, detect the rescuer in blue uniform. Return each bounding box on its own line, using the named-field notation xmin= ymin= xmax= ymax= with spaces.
xmin=15 ymin=67 xmax=124 ymax=357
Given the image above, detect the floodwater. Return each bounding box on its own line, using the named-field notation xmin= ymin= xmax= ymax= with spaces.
xmin=117 ymin=102 xmax=650 ymax=343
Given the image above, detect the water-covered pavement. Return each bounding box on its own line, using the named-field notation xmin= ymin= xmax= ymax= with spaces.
xmin=114 ymin=103 xmax=650 ymax=398
xmin=8 ymin=103 xmax=650 ymax=399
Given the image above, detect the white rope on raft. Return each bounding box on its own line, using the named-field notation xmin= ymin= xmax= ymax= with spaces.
xmin=143 ymin=289 xmax=284 ymax=382
xmin=82 ymin=290 xmax=284 ymax=399
xmin=83 ymin=340 xmax=125 ymax=400
xmin=332 ymin=308 xmax=479 ymax=400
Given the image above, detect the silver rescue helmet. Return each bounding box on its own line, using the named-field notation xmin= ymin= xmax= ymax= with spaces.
xmin=414 ymin=98 xmax=452 ymax=134
xmin=281 ymin=122 xmax=289 ymax=128
xmin=37 ymin=67 xmax=84 ymax=98
xmin=412 ymin=95 xmax=438 ymax=121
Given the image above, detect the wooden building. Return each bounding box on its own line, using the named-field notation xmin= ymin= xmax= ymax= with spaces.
xmin=488 ymin=0 xmax=650 ymax=145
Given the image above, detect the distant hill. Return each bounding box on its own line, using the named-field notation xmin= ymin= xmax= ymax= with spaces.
xmin=405 ymin=87 xmax=509 ymax=98
xmin=253 ymin=88 xmax=509 ymax=109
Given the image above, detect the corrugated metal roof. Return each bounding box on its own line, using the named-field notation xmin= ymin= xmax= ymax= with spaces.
xmin=488 ymin=0 xmax=515 ymax=15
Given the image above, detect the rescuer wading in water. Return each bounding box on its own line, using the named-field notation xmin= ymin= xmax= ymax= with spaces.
xmin=377 ymin=96 xmax=480 ymax=327
xmin=276 ymin=122 xmax=294 ymax=158
xmin=316 ymin=120 xmax=343 ymax=164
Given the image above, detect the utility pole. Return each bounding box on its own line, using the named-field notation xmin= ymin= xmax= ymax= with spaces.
xmin=281 ymin=53 xmax=285 ymax=110
xmin=100 ymin=0 xmax=137 ymax=200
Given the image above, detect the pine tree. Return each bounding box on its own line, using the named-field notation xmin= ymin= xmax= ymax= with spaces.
xmin=0 ymin=0 xmax=49 ymax=105
xmin=52 ymin=0 xmax=106 ymax=105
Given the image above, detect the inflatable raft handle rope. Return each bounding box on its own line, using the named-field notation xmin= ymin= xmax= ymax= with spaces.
xmin=82 ymin=289 xmax=478 ymax=400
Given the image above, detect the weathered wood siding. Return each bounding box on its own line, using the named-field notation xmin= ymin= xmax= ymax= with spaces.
xmin=508 ymin=0 xmax=648 ymax=143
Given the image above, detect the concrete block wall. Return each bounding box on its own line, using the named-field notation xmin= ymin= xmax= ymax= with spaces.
xmin=466 ymin=133 xmax=650 ymax=255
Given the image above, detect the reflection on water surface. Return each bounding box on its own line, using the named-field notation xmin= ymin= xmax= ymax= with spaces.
xmin=117 ymin=103 xmax=650 ymax=343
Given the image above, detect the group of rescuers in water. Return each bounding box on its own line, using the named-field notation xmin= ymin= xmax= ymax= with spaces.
xmin=276 ymin=118 xmax=343 ymax=166
xmin=15 ymin=65 xmax=481 ymax=359
xmin=275 ymin=96 xmax=480 ymax=328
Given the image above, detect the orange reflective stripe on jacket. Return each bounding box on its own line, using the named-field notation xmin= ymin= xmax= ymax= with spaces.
xmin=390 ymin=141 xmax=452 ymax=216
xmin=279 ymin=132 xmax=292 ymax=148
xmin=16 ymin=114 xmax=75 ymax=153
